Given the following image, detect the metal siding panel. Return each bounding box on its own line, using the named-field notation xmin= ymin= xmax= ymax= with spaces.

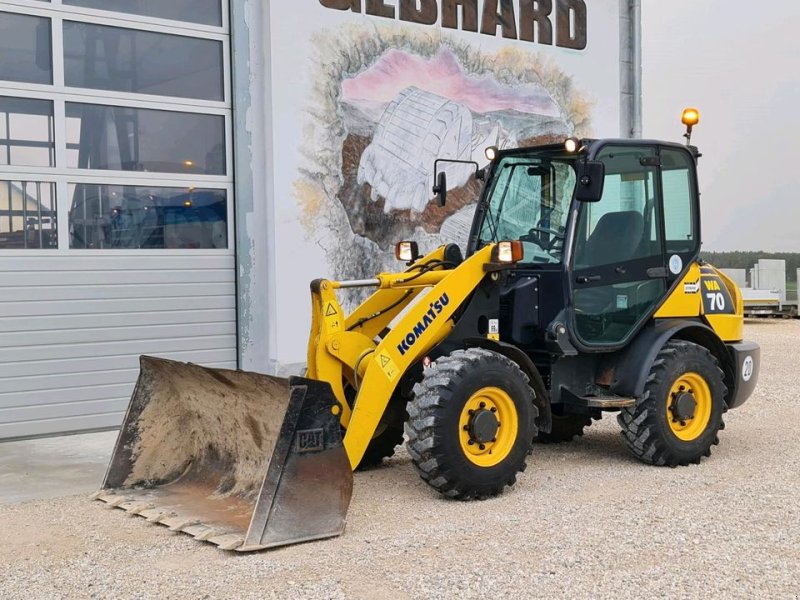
xmin=0 ymin=412 xmax=126 ymax=440
xmin=0 ymin=255 xmax=237 ymax=440
xmin=0 ymin=283 xmax=233 ymax=302
xmin=0 ymin=350 xmax=238 ymax=379
xmin=0 ymin=269 xmax=235 ymax=286
xmin=0 ymin=321 xmax=236 ymax=347
xmin=0 ymin=296 xmax=236 ymax=317
xmin=0 ymin=397 xmax=132 ymax=423
xmin=1 ymin=384 xmax=138 ymax=409
xmin=0 ymin=335 xmax=236 ymax=362
xmin=0 ymin=255 xmax=234 ymax=272
xmin=0 ymin=309 xmax=235 ymax=333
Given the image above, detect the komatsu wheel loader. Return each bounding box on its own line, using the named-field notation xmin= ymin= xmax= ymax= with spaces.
xmin=96 ymin=109 xmax=760 ymax=551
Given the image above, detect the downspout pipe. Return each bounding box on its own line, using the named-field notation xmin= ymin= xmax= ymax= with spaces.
xmin=631 ymin=0 xmax=642 ymax=138
xmin=620 ymin=0 xmax=642 ymax=138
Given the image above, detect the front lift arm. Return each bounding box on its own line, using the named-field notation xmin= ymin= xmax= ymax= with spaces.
xmin=307 ymin=244 xmax=497 ymax=469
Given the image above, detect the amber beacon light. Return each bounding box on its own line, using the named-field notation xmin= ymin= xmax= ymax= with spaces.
xmin=682 ymin=107 xmax=700 ymax=145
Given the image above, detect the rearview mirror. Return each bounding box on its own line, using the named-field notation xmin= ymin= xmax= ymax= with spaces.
xmin=575 ymin=160 xmax=605 ymax=202
xmin=433 ymin=171 xmax=447 ymax=207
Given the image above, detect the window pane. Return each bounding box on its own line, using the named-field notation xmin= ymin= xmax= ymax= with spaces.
xmin=574 ymin=147 xmax=659 ymax=268
xmin=0 ymin=13 xmax=52 ymax=85
xmin=0 ymin=180 xmax=57 ymax=249
xmin=661 ymin=149 xmax=697 ymax=254
xmin=66 ymin=103 xmax=226 ymax=175
xmin=64 ymin=22 xmax=224 ymax=101
xmin=572 ymin=146 xmax=664 ymax=346
xmin=0 ymin=97 xmax=54 ymax=167
xmin=69 ymin=184 xmax=227 ymax=249
xmin=64 ymin=0 xmax=222 ymax=26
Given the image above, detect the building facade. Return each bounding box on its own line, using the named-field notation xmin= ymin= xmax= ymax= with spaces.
xmin=0 ymin=0 xmax=639 ymax=439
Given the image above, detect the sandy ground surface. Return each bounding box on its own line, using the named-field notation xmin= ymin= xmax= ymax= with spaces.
xmin=1 ymin=320 xmax=798 ymax=599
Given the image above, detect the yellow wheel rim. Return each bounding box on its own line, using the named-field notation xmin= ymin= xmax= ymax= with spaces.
xmin=458 ymin=387 xmax=519 ymax=467
xmin=666 ymin=372 xmax=712 ymax=441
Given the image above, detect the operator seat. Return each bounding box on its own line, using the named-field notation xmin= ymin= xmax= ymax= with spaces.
xmin=578 ymin=211 xmax=644 ymax=267
xmin=574 ymin=211 xmax=645 ymax=320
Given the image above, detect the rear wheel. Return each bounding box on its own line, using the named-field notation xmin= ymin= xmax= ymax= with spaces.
xmin=405 ymin=348 xmax=537 ymax=499
xmin=618 ymin=340 xmax=726 ymax=466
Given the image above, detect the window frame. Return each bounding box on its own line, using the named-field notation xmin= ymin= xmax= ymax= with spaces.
xmin=0 ymin=1 xmax=233 ymax=255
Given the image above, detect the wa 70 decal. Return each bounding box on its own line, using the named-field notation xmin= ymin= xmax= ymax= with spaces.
xmin=701 ymin=277 xmax=734 ymax=315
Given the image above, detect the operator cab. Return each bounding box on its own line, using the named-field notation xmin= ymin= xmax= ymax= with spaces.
xmin=467 ymin=138 xmax=701 ymax=354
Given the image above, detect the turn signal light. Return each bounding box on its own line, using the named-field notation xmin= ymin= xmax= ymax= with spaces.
xmin=395 ymin=241 xmax=420 ymax=262
xmin=492 ymin=241 xmax=524 ymax=264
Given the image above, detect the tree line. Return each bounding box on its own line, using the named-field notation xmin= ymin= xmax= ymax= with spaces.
xmin=700 ymin=251 xmax=800 ymax=282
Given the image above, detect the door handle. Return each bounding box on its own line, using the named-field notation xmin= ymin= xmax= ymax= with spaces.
xmin=576 ymin=275 xmax=602 ymax=284
xmin=647 ymin=267 xmax=668 ymax=278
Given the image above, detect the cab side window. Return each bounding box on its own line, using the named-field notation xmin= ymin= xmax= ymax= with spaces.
xmin=661 ymin=148 xmax=699 ymax=257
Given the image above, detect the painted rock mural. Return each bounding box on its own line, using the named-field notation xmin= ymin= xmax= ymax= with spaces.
xmin=295 ymin=25 xmax=593 ymax=303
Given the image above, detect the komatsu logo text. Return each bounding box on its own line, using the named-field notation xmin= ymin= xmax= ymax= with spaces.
xmin=397 ymin=293 xmax=450 ymax=356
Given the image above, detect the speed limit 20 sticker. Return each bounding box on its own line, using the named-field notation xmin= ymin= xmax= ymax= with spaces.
xmin=701 ymin=276 xmax=735 ymax=315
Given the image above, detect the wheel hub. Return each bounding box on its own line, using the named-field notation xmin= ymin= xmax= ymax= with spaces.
xmin=666 ymin=373 xmax=713 ymax=442
xmin=670 ymin=390 xmax=697 ymax=421
xmin=468 ymin=409 xmax=499 ymax=444
xmin=459 ymin=387 xmax=519 ymax=467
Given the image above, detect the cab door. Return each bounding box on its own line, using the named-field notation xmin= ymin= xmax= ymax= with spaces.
xmin=570 ymin=144 xmax=667 ymax=348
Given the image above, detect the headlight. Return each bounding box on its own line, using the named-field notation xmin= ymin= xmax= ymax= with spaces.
xmin=564 ymin=137 xmax=580 ymax=153
xmin=492 ymin=241 xmax=523 ymax=264
xmin=485 ymin=146 xmax=498 ymax=161
xmin=395 ymin=241 xmax=420 ymax=263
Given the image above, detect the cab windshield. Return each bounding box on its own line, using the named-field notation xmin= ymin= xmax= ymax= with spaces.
xmin=478 ymin=153 xmax=576 ymax=264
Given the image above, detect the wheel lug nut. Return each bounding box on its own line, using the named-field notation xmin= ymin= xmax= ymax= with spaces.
xmin=491 ymin=438 xmax=497 ymax=443
xmin=490 ymin=407 xmax=497 ymax=413
xmin=479 ymin=402 xmax=486 ymax=409
xmin=468 ymin=439 xmax=475 ymax=445
xmin=463 ymin=425 xmax=469 ymax=431
xmin=468 ymin=409 xmax=474 ymax=416
xmin=680 ymin=421 xmax=686 ymax=426
xmin=479 ymin=444 xmax=486 ymax=450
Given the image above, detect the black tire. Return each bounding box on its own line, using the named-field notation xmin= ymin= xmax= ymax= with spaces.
xmin=356 ymin=401 xmax=406 ymax=469
xmin=344 ymin=383 xmax=407 ymax=470
xmin=617 ymin=340 xmax=726 ymax=467
xmin=405 ymin=348 xmax=537 ymax=499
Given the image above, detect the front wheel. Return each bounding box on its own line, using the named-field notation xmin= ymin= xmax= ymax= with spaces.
xmin=618 ymin=340 xmax=726 ymax=466
xmin=405 ymin=348 xmax=537 ymax=499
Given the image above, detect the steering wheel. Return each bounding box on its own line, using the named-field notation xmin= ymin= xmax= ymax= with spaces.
xmin=523 ymin=226 xmax=565 ymax=252
xmin=527 ymin=226 xmax=564 ymax=240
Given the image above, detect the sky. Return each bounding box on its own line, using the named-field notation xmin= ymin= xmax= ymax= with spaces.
xmin=642 ymin=0 xmax=800 ymax=251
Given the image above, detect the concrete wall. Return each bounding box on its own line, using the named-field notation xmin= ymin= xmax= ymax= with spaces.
xmin=236 ymin=0 xmax=633 ymax=374
xmin=755 ymin=259 xmax=787 ymax=302
xmin=721 ymin=268 xmax=747 ymax=288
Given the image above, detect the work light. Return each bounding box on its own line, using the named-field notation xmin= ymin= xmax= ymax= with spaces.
xmin=395 ymin=241 xmax=420 ymax=262
xmin=493 ymin=241 xmax=524 ymax=264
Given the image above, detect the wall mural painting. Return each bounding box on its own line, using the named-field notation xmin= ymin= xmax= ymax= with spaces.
xmin=295 ymin=25 xmax=593 ymax=305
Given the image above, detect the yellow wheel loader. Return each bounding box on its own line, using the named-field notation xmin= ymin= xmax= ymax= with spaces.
xmin=96 ymin=110 xmax=760 ymax=551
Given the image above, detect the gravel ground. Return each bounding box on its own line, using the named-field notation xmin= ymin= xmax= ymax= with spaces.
xmin=1 ymin=320 xmax=799 ymax=600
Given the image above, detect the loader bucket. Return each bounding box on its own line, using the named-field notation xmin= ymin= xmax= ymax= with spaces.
xmin=94 ymin=356 xmax=353 ymax=552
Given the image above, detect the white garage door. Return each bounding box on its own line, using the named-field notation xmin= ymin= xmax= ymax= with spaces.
xmin=0 ymin=3 xmax=236 ymax=440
